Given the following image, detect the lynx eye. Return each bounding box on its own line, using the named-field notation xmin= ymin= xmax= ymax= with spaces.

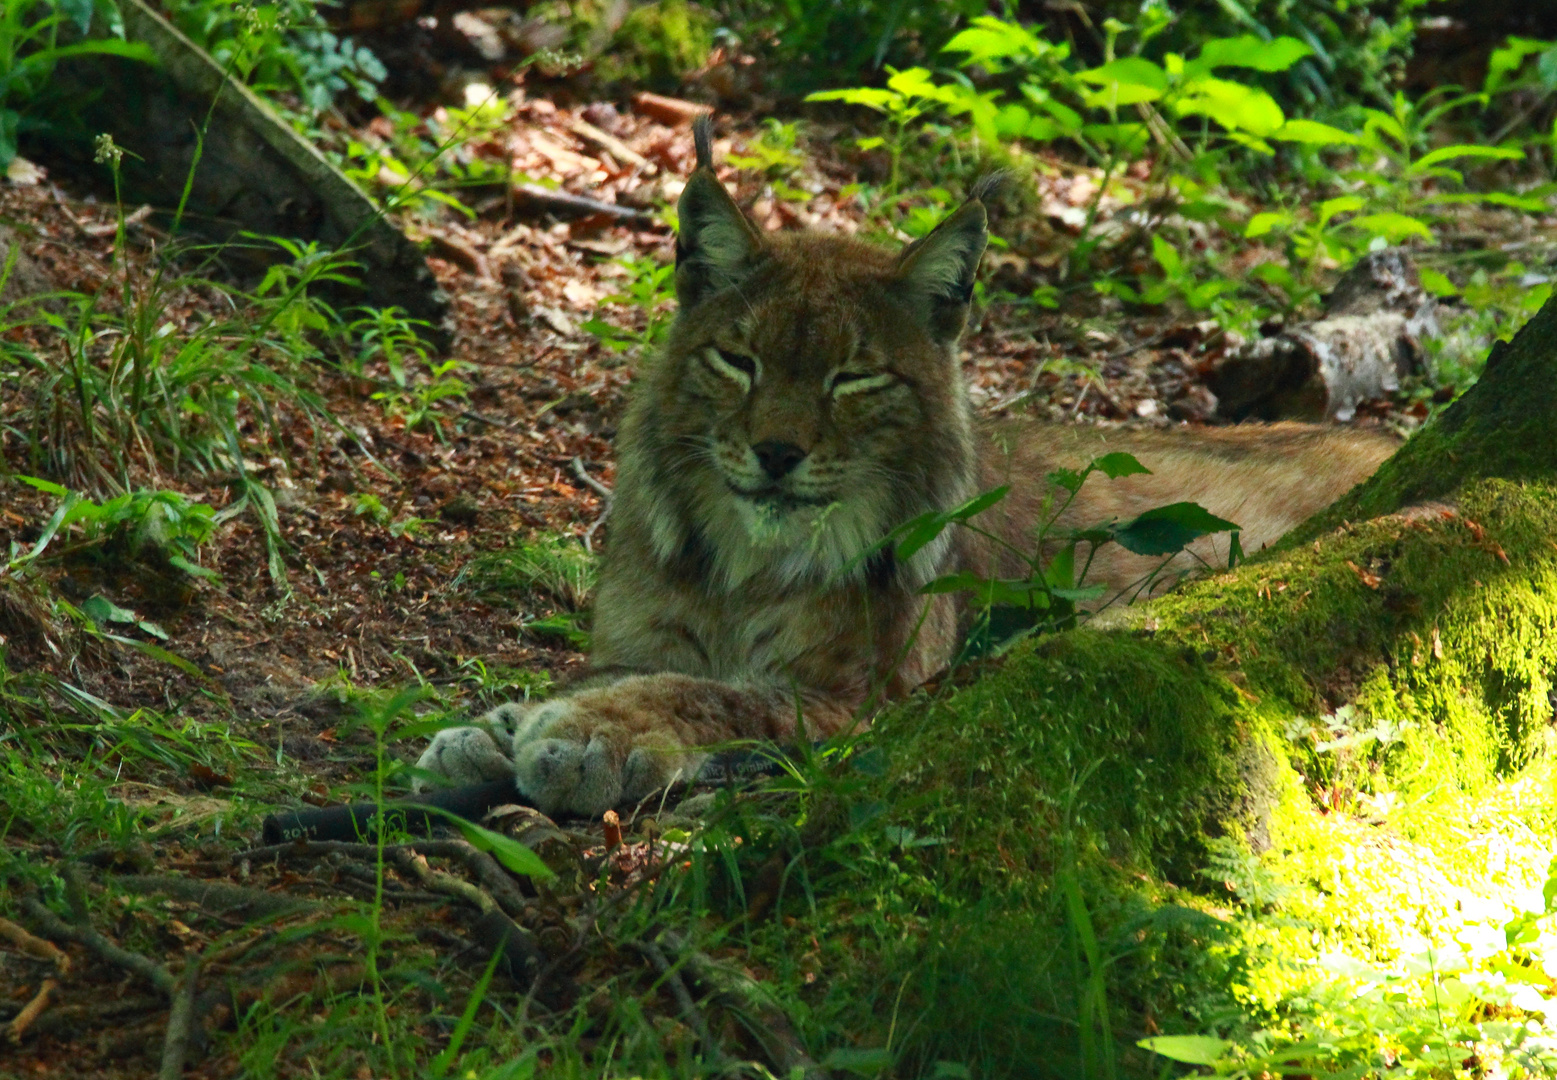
xmin=829 ymin=370 xmax=897 ymax=397
xmin=703 ymin=347 xmax=758 ymax=389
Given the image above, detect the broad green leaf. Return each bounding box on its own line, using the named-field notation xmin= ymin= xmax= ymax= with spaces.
xmin=15 ymin=474 xmax=68 ymax=497
xmin=1485 ymin=37 xmax=1549 ymax=94
xmin=1317 ymin=195 xmax=1365 ymax=226
xmin=1348 ymin=212 xmax=1433 ymax=243
xmin=1418 ymin=267 xmax=1457 ymax=297
xmin=1174 ymin=78 xmax=1285 ymax=136
xmin=1076 ymin=58 xmax=1167 ymax=106
xmin=1112 ymin=501 xmax=1240 ymax=557
xmin=1197 ymin=34 xmax=1312 ymax=73
xmin=942 ymin=18 xmax=1054 ymax=68
xmin=1092 ymin=452 xmax=1151 ymax=479
xmin=1137 ymin=1035 xmax=1234 ymax=1065
xmin=103 ymin=633 xmax=203 ymax=677
xmin=1151 ymin=234 xmax=1181 ymax=276
xmin=1412 ymin=143 xmax=1523 ymax=172
xmin=948 ymin=485 xmax=1011 ymax=522
xmin=1273 ymin=119 xmax=1359 ymax=146
xmin=421 ymin=806 xmax=555 ymax=880
xmin=1244 ymin=211 xmax=1292 ymax=238
xmin=804 ymin=87 xmax=899 ymax=112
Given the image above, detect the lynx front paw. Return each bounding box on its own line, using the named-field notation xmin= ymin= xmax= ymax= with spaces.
xmin=412 ymin=703 xmax=525 ymax=791
xmin=511 ymin=697 xmax=704 ymax=818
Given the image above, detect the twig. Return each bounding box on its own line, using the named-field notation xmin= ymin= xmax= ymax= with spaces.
xmin=111 ymin=874 xmax=318 ymax=919
xmin=512 ymin=184 xmax=653 ymax=224
xmin=158 ymin=956 xmax=199 ymax=1080
xmin=22 ymin=897 xmax=175 ymax=996
xmin=582 ymin=502 xmax=611 ymax=553
xmin=237 ymin=839 xmax=528 ymax=918
xmin=391 ymin=849 xmax=497 ymax=913
xmin=569 ymin=456 xmax=614 ymax=500
xmin=0 ymin=916 xmax=71 ymax=973
xmin=5 ymin=978 xmax=57 ymax=1043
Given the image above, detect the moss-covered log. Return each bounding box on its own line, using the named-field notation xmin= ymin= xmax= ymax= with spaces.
xmin=795 ymin=295 xmax=1557 ymax=1075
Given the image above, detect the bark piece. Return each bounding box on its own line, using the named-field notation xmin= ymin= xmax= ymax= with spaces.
xmin=1211 ymin=250 xmax=1439 ymax=421
xmin=51 ymin=0 xmax=450 ymax=346
xmin=631 ymin=92 xmax=713 ymax=127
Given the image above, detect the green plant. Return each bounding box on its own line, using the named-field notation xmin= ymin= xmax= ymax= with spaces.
xmin=163 ymin=0 xmax=385 ymax=113
xmin=0 ymin=0 xmax=154 ymax=167
xmin=852 ymin=452 xmax=1241 ymax=663
xmin=10 ymin=476 xmax=219 ymax=578
xmin=343 ymin=306 xmax=471 ymax=435
xmin=582 ymin=255 xmax=676 ymax=355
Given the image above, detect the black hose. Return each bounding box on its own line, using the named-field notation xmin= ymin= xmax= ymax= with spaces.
xmin=260 ymin=778 xmax=521 ymax=845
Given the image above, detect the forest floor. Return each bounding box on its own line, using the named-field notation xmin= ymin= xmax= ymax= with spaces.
xmin=2 ymin=17 xmax=1556 ymax=1078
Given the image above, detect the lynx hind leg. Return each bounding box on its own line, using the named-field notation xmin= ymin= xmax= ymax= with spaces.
xmin=511 ymin=697 xmax=706 ymax=818
xmin=412 ymin=702 xmax=526 ymax=791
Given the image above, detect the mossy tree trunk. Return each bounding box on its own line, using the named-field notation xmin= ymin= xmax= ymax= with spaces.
xmin=829 ymin=295 xmax=1557 ymax=1075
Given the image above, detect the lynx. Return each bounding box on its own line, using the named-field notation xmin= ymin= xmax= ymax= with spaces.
xmin=417 ymin=121 xmax=1397 ymax=816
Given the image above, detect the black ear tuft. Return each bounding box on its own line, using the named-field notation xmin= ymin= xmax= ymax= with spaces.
xmin=674 ymin=116 xmax=764 ymax=308
xmin=692 ymin=114 xmax=714 ymax=171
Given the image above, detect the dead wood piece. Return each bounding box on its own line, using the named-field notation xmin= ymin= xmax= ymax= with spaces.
xmin=427 ymin=232 xmax=491 ymax=279
xmin=111 ymin=874 xmax=319 ymax=919
xmin=511 ymin=184 xmax=654 ymax=224
xmin=1211 ymin=249 xmax=1439 ymax=421
xmin=158 ymin=956 xmax=200 ymax=1080
xmin=4 ymin=977 xmax=57 ymax=1043
xmin=0 ymin=916 xmax=71 ymax=973
xmin=565 ymin=117 xmax=649 ymax=168
xmin=631 ymin=92 xmax=714 ymax=127
xmin=22 ymin=897 xmax=176 ymax=997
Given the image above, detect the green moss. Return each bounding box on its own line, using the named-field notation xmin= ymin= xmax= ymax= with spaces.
xmin=764 ymin=475 xmax=1557 ymax=1073
xmin=597 ymin=0 xmax=715 ymax=92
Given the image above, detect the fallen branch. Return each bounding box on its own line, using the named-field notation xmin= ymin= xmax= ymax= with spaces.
xmin=111 ymin=874 xmax=319 ymax=919
xmin=512 ymin=184 xmax=654 ymax=224
xmin=391 ymin=849 xmax=497 ymax=913
xmin=158 ymin=956 xmax=200 ymax=1080
xmin=0 ymin=916 xmax=71 ymax=973
xmin=22 ymin=897 xmax=176 ymax=996
xmin=238 ymin=839 xmax=529 ymax=918
xmin=4 ymin=977 xmax=57 ymax=1044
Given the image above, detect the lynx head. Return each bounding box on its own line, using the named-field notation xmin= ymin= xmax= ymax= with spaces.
xmin=616 ymin=118 xmax=991 ymax=594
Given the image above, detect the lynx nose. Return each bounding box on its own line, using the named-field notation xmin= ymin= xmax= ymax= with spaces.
xmin=752 ymin=439 xmax=807 ymax=479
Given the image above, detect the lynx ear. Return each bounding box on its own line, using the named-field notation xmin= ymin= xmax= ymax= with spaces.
xmin=893 ymin=198 xmax=989 ymax=344
xmin=675 ymin=116 xmax=764 ymax=308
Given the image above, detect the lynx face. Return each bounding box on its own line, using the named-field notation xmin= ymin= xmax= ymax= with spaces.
xmin=613 ymin=176 xmax=992 ymax=595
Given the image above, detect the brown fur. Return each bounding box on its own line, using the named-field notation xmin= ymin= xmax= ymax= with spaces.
xmin=416 ymin=132 xmax=1398 ymax=816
